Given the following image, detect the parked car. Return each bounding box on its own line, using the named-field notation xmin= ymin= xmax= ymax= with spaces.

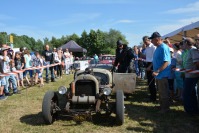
xmin=99 ymin=54 xmax=115 ymax=65
xmin=42 ymin=67 xmax=136 ymax=125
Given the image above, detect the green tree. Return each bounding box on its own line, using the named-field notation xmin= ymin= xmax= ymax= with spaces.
xmin=0 ymin=28 xmax=128 ymax=55
xmin=78 ymin=30 xmax=88 ymax=48
xmin=34 ymin=39 xmax=44 ymax=52
xmin=105 ymin=29 xmax=127 ymax=49
xmin=67 ymin=33 xmax=80 ymax=43
xmin=0 ymin=32 xmax=8 ymax=45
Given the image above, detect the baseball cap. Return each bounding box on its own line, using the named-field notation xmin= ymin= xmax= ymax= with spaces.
xmin=117 ymin=40 xmax=123 ymax=45
xmin=148 ymin=32 xmax=161 ymax=39
xmin=184 ymin=37 xmax=195 ymax=45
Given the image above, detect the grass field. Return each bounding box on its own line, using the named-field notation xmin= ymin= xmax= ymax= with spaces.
xmin=0 ymin=75 xmax=199 ymax=133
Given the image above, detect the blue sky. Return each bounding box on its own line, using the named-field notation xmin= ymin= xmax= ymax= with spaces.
xmin=1 ymin=0 xmax=199 ymax=47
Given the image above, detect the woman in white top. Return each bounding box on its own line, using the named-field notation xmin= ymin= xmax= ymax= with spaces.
xmin=69 ymin=52 xmax=74 ymax=74
xmin=64 ymin=49 xmax=70 ymax=75
xmin=53 ymin=48 xmax=59 ymax=78
xmin=57 ymin=49 xmax=63 ymax=78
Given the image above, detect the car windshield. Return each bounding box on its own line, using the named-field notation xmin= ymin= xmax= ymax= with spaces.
xmin=101 ymin=55 xmax=115 ymax=60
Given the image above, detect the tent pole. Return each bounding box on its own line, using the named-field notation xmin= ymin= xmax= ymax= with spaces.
xmin=183 ymin=30 xmax=187 ymax=46
xmin=183 ymin=30 xmax=187 ymax=37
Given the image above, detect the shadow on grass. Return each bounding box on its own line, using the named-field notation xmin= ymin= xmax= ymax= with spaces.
xmin=20 ymin=112 xmax=45 ymax=126
xmin=125 ymin=88 xmax=199 ymax=133
xmin=20 ymin=112 xmax=77 ymax=126
xmin=126 ymin=127 xmax=151 ymax=133
xmin=20 ymin=111 xmax=117 ymax=127
xmin=91 ymin=114 xmax=117 ymax=127
xmin=60 ymin=113 xmax=118 ymax=127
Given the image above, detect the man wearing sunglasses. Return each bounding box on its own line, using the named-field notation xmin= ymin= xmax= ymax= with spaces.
xmin=113 ymin=40 xmax=134 ymax=73
xmin=142 ymin=36 xmax=157 ymax=102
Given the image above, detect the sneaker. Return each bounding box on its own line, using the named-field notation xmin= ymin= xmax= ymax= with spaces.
xmin=0 ymin=95 xmax=8 ymax=100
xmin=51 ymin=78 xmax=56 ymax=82
xmin=5 ymin=93 xmax=13 ymax=96
xmin=39 ymin=84 xmax=44 ymax=87
xmin=13 ymin=90 xmax=21 ymax=94
xmin=46 ymin=79 xmax=49 ymax=83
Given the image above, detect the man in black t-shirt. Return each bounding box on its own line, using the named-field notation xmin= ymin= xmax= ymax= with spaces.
xmin=42 ymin=44 xmax=55 ymax=83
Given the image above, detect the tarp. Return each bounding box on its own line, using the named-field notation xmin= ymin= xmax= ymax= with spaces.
xmin=162 ymin=21 xmax=199 ymax=43
xmin=59 ymin=40 xmax=87 ymax=53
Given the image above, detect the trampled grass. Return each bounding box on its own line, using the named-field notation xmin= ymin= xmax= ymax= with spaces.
xmin=0 ymin=75 xmax=199 ymax=133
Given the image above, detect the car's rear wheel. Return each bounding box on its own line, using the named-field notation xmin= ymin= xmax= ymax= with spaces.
xmin=42 ymin=91 xmax=58 ymax=124
xmin=116 ymin=89 xmax=124 ymax=125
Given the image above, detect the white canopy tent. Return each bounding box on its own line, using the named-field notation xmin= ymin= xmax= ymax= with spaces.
xmin=162 ymin=21 xmax=199 ymax=43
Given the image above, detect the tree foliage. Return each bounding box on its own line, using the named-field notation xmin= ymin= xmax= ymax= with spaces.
xmin=0 ymin=29 xmax=127 ymax=56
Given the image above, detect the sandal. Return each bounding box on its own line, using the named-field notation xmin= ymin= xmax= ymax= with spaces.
xmin=39 ymin=84 xmax=44 ymax=87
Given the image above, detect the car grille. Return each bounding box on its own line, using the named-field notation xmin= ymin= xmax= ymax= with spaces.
xmin=75 ymin=80 xmax=96 ymax=96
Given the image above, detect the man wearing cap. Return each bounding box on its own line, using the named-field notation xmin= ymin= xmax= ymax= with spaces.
xmin=149 ymin=32 xmax=171 ymax=113
xmin=113 ymin=40 xmax=134 ymax=73
xmin=183 ymin=37 xmax=199 ymax=115
xmin=142 ymin=36 xmax=157 ymax=102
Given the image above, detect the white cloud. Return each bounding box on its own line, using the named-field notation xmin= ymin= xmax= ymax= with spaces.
xmin=166 ymin=1 xmax=199 ymax=14
xmin=0 ymin=14 xmax=15 ymax=20
xmin=0 ymin=24 xmax=61 ymax=41
xmin=46 ymin=13 xmax=101 ymax=26
xmin=115 ymin=19 xmax=135 ymax=24
xmin=178 ymin=17 xmax=199 ymax=24
xmin=97 ymin=19 xmax=135 ymax=29
xmin=73 ymin=0 xmax=134 ymax=4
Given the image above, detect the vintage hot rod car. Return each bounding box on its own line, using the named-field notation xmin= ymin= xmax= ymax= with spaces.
xmin=42 ymin=67 xmax=136 ymax=125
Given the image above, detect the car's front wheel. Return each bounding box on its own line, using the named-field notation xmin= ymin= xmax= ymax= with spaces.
xmin=116 ymin=89 xmax=124 ymax=125
xmin=42 ymin=91 xmax=58 ymax=124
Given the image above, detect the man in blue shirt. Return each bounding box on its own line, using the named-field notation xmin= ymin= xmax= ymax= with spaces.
xmin=149 ymin=32 xmax=171 ymax=113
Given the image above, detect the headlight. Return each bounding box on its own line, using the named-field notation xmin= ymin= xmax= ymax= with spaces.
xmin=103 ymin=87 xmax=112 ymax=96
xmin=58 ymin=86 xmax=67 ymax=94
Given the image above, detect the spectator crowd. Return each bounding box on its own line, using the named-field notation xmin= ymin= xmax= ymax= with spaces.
xmin=0 ymin=44 xmax=76 ymax=100
xmin=130 ymin=33 xmax=199 ymax=115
